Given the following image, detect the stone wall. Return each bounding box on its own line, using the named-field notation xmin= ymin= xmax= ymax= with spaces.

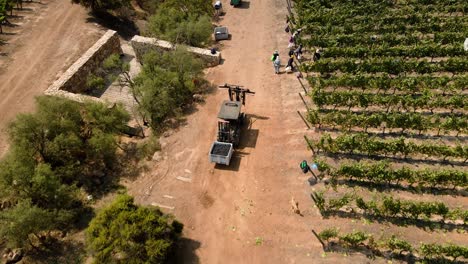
xmin=130 ymin=35 xmax=221 ymax=67
xmin=45 ymin=30 xmax=122 ymax=97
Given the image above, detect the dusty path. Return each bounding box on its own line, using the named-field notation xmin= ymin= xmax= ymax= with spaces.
xmin=126 ymin=0 xmax=329 ymax=262
xmin=127 ymin=0 xmax=400 ymax=262
xmin=0 ymin=0 xmax=103 ymax=156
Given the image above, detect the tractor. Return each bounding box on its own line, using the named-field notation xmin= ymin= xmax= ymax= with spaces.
xmin=209 ymin=84 xmax=255 ymax=165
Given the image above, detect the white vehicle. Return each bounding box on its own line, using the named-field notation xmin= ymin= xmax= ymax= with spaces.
xmin=214 ymin=26 xmax=229 ymax=41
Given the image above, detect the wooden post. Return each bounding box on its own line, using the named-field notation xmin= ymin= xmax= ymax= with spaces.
xmin=297 ymin=110 xmax=311 ymax=129
xmin=298 ymin=92 xmax=310 ymax=112
xmin=311 ymin=229 xmax=327 ymax=250
xmin=304 ymin=135 xmax=315 ymax=155
xmin=297 ymin=75 xmax=308 ymax=94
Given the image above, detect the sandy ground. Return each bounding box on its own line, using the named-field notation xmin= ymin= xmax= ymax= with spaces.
xmin=126 ymin=0 xmax=468 ymax=262
xmin=126 ymin=0 xmax=338 ymax=262
xmin=0 ymin=0 xmax=460 ymax=263
xmin=0 ymin=0 xmax=103 ymax=157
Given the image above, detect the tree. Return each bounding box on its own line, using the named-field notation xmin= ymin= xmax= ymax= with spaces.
xmin=157 ymin=0 xmax=211 ymax=18
xmin=7 ymin=96 xmax=130 ymax=191
xmin=132 ymin=48 xmax=204 ymax=129
xmin=0 ymin=97 xmax=129 ymax=250
xmin=147 ymin=7 xmax=212 ymax=47
xmin=71 ymin=0 xmax=130 ymax=12
xmin=86 ymin=194 xmax=183 ymax=263
xmin=0 ymin=157 xmax=80 ymax=213
xmin=0 ymin=200 xmax=73 ymax=249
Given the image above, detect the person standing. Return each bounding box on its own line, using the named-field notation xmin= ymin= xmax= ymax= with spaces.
xmin=294 ymin=44 xmax=303 ymax=60
xmin=271 ymin=50 xmax=279 ymax=62
xmin=313 ymin=48 xmax=321 ymax=61
xmin=285 ymin=56 xmax=294 ymax=73
xmin=271 ymin=50 xmax=279 ymax=73
xmin=274 ymin=56 xmax=281 ymax=74
xmin=288 ymin=35 xmax=295 ymax=48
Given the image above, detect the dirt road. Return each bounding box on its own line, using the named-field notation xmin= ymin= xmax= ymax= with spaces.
xmin=126 ymin=0 xmax=332 ymax=262
xmin=0 ymin=0 xmax=102 ymax=157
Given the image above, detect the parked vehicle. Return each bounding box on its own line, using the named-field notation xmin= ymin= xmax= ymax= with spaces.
xmin=214 ymin=26 xmax=229 ymax=41
xmin=230 ymin=0 xmax=242 ymax=7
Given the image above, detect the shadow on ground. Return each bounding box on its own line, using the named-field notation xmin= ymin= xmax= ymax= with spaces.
xmin=172 ymin=237 xmax=201 ymax=264
xmin=86 ymin=12 xmax=139 ymax=40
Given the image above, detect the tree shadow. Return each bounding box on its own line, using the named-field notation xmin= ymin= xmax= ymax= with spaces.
xmin=86 ymin=12 xmax=139 ymax=40
xmin=25 ymin=239 xmax=86 ymax=264
xmin=171 ymin=237 xmax=201 ymax=264
xmin=76 ymin=141 xmax=147 ymax=200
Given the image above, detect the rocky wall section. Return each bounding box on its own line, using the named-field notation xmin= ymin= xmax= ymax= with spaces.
xmin=130 ymin=35 xmax=221 ymax=67
xmin=45 ymin=30 xmax=122 ymax=97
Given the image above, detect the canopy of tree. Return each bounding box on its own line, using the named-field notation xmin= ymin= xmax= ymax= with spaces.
xmin=146 ymin=0 xmax=213 ymax=47
xmin=86 ymin=194 xmax=183 ymax=263
xmin=132 ymin=48 xmax=205 ymax=129
xmin=0 ymin=96 xmax=129 ymax=250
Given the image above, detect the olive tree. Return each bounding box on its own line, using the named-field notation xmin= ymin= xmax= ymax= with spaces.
xmin=0 ymin=96 xmax=130 ymax=250
xmin=147 ymin=7 xmax=212 ymax=47
xmin=7 ymin=96 xmax=129 ymax=191
xmin=132 ymin=48 xmax=204 ymax=129
xmin=86 ymin=194 xmax=183 ymax=263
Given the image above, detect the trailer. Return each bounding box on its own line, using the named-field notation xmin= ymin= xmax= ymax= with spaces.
xmin=209 ymin=141 xmax=234 ymax=165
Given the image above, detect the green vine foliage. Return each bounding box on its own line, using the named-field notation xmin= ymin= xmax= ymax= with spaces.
xmin=311 ymin=89 xmax=467 ymax=111
xmin=311 ymin=191 xmax=468 ymax=223
xmin=303 ymin=57 xmax=468 ymax=75
xmin=309 ymin=75 xmax=468 ymax=94
xmin=318 ymin=228 xmax=468 ymax=261
xmin=311 ymin=133 xmax=467 ymax=161
xmin=315 ymin=159 xmax=467 ymax=189
xmin=308 ymin=110 xmax=467 ymax=136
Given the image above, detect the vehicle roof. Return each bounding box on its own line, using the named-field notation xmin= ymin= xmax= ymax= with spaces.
xmin=214 ymin=27 xmax=228 ymax=34
xmin=218 ymin=100 xmax=241 ymax=120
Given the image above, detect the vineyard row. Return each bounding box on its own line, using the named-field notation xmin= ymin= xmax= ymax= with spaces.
xmin=302 ymin=32 xmax=466 ymax=48
xmin=309 ymin=75 xmax=468 ymax=94
xmin=308 ymin=133 xmax=467 ymax=161
xmin=311 ymin=89 xmax=466 ymax=111
xmin=311 ymin=191 xmax=468 ymax=223
xmin=304 ymin=57 xmax=467 ymax=75
xmin=317 ymin=228 xmax=468 ymax=262
xmin=313 ymin=159 xmax=467 ymax=189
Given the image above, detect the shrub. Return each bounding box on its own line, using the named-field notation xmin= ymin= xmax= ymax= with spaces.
xmin=132 ymin=48 xmax=204 ymax=129
xmin=86 ymin=194 xmax=183 ymax=263
xmin=86 ymin=74 xmax=105 ymax=92
xmin=147 ymin=7 xmax=212 ymax=47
